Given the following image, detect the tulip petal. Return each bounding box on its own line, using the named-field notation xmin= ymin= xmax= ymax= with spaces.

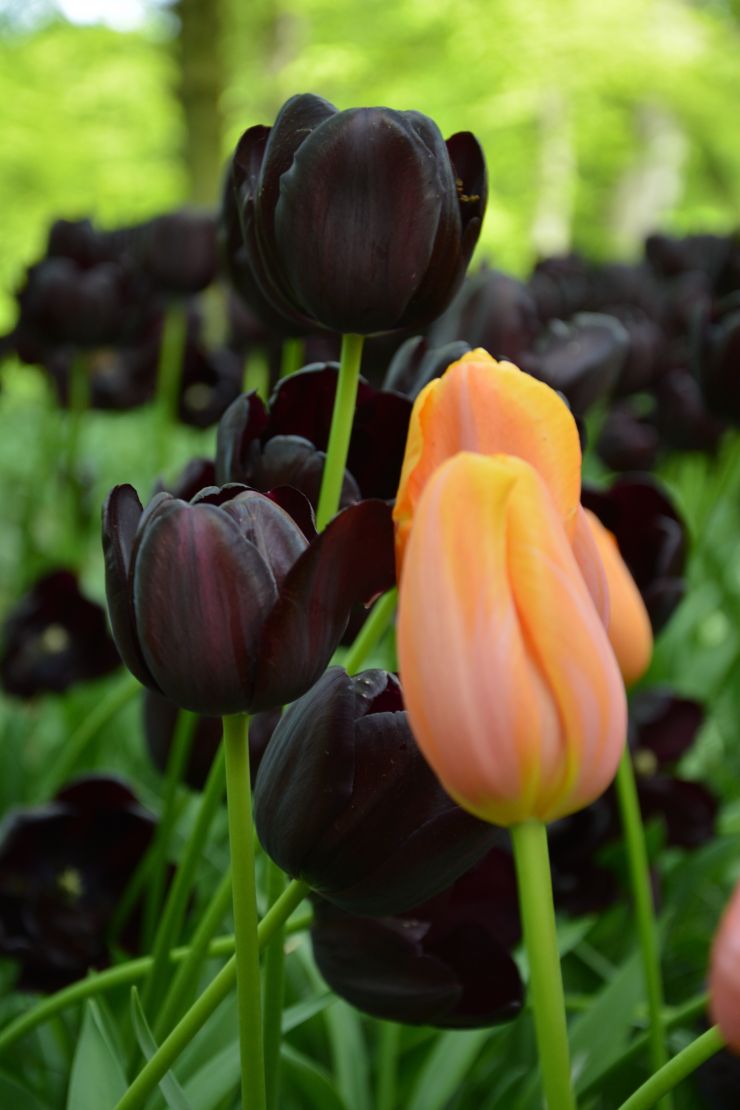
xmin=710 ymin=882 xmax=740 ymax=1053
xmin=214 ymin=391 xmax=269 ymax=485
xmin=251 ymin=499 xmax=395 ymax=711
xmin=398 ymin=453 xmax=626 ymax=826
xmin=102 ymin=484 xmax=156 ymax=688
xmin=133 ymin=501 xmax=277 ymax=715
xmin=394 ymin=351 xmax=582 ymax=569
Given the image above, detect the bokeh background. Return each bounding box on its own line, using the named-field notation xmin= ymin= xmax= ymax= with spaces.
xmin=2 ymin=0 xmax=740 ymax=329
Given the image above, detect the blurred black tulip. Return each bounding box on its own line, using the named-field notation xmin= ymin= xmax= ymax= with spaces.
xmin=653 ymin=367 xmax=725 ymax=454
xmin=1 ymin=570 xmax=120 ymax=699
xmin=142 ymin=689 xmax=277 ymax=790
xmin=582 ymin=476 xmax=686 ymax=632
xmin=253 ymin=667 xmax=502 ymax=915
xmin=519 ymin=312 xmax=629 ymax=415
xmin=696 ymin=293 xmax=740 ymax=423
xmin=596 ymin=401 xmax=660 ymax=473
xmin=102 ymin=485 xmax=394 ymax=716
xmin=228 ymin=93 xmax=487 ymax=334
xmin=427 ymin=266 xmax=539 ymax=363
xmin=382 ymin=336 xmax=471 ymax=398
xmin=108 ymin=211 xmax=218 ymax=297
xmin=0 ymin=776 xmax=156 ymax=991
xmin=548 ymin=800 xmax=618 ymax=916
xmin=310 ymin=848 xmax=523 ymax=1028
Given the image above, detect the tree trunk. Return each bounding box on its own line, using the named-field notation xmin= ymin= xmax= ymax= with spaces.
xmin=175 ymin=0 xmax=225 ymax=206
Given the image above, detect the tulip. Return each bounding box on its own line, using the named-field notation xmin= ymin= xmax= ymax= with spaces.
xmin=227 ymin=93 xmax=487 ymax=335
xmin=427 ymin=266 xmax=539 ymax=366
xmin=710 ymin=882 xmax=740 ymax=1052
xmin=394 ymin=349 xmax=583 ymax=570
xmin=582 ymin=509 xmax=653 ymax=685
xmin=696 ymin=294 xmax=740 ymax=423
xmin=519 ymin=312 xmax=628 ymax=416
xmin=102 ymin=483 xmax=394 ymax=716
xmin=253 ymin=667 xmax=500 ymax=914
xmin=397 ymin=452 xmax=626 ymax=827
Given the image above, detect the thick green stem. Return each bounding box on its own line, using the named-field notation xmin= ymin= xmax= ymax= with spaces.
xmin=154 ymin=868 xmax=233 ymax=1040
xmin=315 ymin=333 xmax=364 ymax=530
xmin=262 ymin=860 xmax=287 ymax=1110
xmin=343 ymin=588 xmax=398 ymax=675
xmin=511 ymin=820 xmax=575 ymax=1110
xmin=223 ymin=713 xmax=265 ymax=1110
xmin=280 ymin=337 xmax=304 ymax=379
xmin=376 ymin=1021 xmax=400 ymax=1110
xmin=615 ymin=750 xmax=671 ymax=1107
xmin=142 ymin=744 xmax=226 ymax=1020
xmin=618 ymin=1026 xmax=724 ymax=1110
xmin=112 ymin=879 xmax=309 ymax=1110
xmin=35 ymin=676 xmax=140 ymax=799
xmin=141 ymin=711 xmax=198 ymax=950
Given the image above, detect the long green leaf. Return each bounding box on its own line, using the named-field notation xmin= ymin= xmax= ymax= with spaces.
xmin=281 ymin=1044 xmax=347 ymax=1110
xmin=407 ymin=1030 xmax=491 ymax=1110
xmin=130 ymin=988 xmax=192 ymax=1110
xmin=66 ymin=999 xmax=127 ymax=1110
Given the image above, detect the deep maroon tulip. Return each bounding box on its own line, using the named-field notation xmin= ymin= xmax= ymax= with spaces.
xmin=310 ymin=849 xmax=524 ymax=1028
xmin=427 ymin=266 xmax=539 ymax=363
xmin=519 ymin=312 xmax=628 ymax=415
xmin=653 ymin=367 xmax=725 ymax=454
xmin=0 ymin=776 xmax=156 ymax=991
xmin=102 ymin=484 xmax=394 ymax=716
xmin=382 ymin=336 xmax=470 ymax=398
xmin=228 ymin=93 xmax=487 ymax=334
xmin=696 ymin=294 xmax=740 ymax=423
xmin=527 ymin=253 xmax=592 ymax=322
xmin=216 ymin=365 xmax=412 ymax=503
xmin=582 ymin=476 xmax=686 ymax=632
xmin=1 ymin=571 xmax=120 ymax=699
xmin=143 ymin=689 xmax=276 ymax=790
xmin=645 ymin=232 xmax=732 ymax=287
xmin=596 ymin=402 xmax=660 ymax=473
xmin=253 ymin=668 xmax=501 ymax=915
xmin=47 ymin=217 xmax=114 ymax=269
xmin=109 ymin=211 xmax=218 ymax=297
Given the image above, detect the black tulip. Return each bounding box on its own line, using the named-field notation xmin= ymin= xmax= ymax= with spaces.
xmin=382 ymin=336 xmax=471 ymax=398
xmin=696 ymin=293 xmax=740 ymax=424
xmin=253 ymin=667 xmax=502 ymax=915
xmin=427 ymin=265 xmax=539 ymax=363
xmin=596 ymin=402 xmax=660 ymax=473
xmin=520 ymin=312 xmax=629 ymax=415
xmin=227 ymin=93 xmax=487 ymax=335
xmin=102 ymin=484 xmax=395 ymax=716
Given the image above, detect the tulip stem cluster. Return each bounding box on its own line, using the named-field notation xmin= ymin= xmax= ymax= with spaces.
xmin=222 ymin=712 xmax=266 ymax=1110
xmin=510 ymin=820 xmax=575 ymax=1110
xmin=614 ymin=750 xmax=671 ymax=1106
xmin=315 ymin=332 xmax=364 ymax=530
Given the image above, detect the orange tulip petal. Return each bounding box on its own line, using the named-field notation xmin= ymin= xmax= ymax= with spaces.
xmin=397 ymin=452 xmax=626 ymax=826
xmin=584 ymin=509 xmax=653 ymax=686
xmin=394 ymin=350 xmax=582 ymax=570
xmin=710 ymin=881 xmax=740 ymax=1053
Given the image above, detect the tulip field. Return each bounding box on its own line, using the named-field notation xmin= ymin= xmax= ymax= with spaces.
xmin=2 ymin=6 xmax=740 ymax=1109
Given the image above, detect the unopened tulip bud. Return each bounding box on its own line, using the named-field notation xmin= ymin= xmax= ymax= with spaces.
xmin=710 ymin=882 xmax=740 ymax=1052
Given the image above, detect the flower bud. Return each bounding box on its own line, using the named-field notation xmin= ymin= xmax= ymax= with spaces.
xmin=710 ymin=882 xmax=740 ymax=1052
xmin=397 ymin=452 xmax=626 ymax=826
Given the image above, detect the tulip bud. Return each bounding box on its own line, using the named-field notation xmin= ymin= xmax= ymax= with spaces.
xmin=397 ymin=452 xmax=626 ymax=826
xmin=253 ymin=667 xmax=501 ymax=914
xmin=582 ymin=509 xmax=653 ymax=685
xmin=710 ymin=882 xmax=740 ymax=1052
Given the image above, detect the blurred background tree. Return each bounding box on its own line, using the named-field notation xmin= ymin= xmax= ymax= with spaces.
xmin=0 ymin=0 xmax=739 ymax=325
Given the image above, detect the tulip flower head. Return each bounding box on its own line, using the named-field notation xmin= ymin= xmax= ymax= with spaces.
xmin=710 ymin=881 xmax=740 ymax=1053
xmin=397 ymin=452 xmax=627 ymax=826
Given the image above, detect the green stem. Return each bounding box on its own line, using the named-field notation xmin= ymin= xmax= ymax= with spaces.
xmin=141 ymin=711 xmax=198 ymax=950
xmin=242 ymin=347 xmax=271 ymax=400
xmin=615 ymin=750 xmax=671 ymax=1107
xmin=376 ymin=1022 xmax=400 ymax=1110
xmin=155 ymin=305 xmax=188 ymax=473
xmin=262 ymin=860 xmax=287 ymax=1110
xmin=280 ymin=338 xmax=304 ymax=379
xmin=315 ymin=333 xmax=364 ymax=530
xmin=223 ymin=713 xmax=265 ymax=1110
xmin=35 ymin=676 xmax=140 ymax=799
xmin=65 ymin=352 xmax=89 ymax=513
xmin=142 ymin=744 xmax=226 ymax=1021
xmin=511 ymin=820 xmax=575 ymax=1110
xmin=342 ymin=588 xmax=398 ymax=674
xmin=154 ymin=868 xmax=233 ymax=1040
xmin=0 ymin=907 xmax=314 ymax=1057
xmin=618 ymin=1026 xmax=724 ymax=1110
xmin=112 ymin=879 xmax=309 ymax=1110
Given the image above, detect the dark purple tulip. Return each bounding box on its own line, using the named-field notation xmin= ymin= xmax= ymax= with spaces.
xmin=47 ymin=217 xmax=114 ymax=269
xmin=102 ymin=484 xmax=394 ymax=716
xmin=143 ymin=689 xmax=276 ymax=790
xmin=310 ymin=848 xmax=523 ymax=1028
xmin=596 ymin=402 xmax=660 ymax=473
xmin=519 ymin=312 xmax=628 ymax=415
xmin=427 ymin=265 xmax=539 ymax=363
xmin=548 ymin=800 xmax=618 ymax=916
xmin=653 ymin=367 xmax=725 ymax=454
xmin=228 ymin=93 xmax=487 ymax=334
xmin=108 ymin=211 xmax=218 ymax=297
xmin=582 ymin=476 xmax=686 ymax=632
xmin=0 ymin=776 xmax=156 ymax=991
xmin=253 ymin=667 xmax=502 ymax=915
xmin=382 ymin=336 xmax=470 ymax=398
xmin=645 ymin=232 xmax=732 ymax=287
xmin=527 ymin=253 xmax=592 ymax=322
xmin=695 ymin=293 xmax=740 ymax=423
xmin=1 ymin=571 xmax=120 ymax=699
xmin=157 ymin=457 xmax=217 ymax=502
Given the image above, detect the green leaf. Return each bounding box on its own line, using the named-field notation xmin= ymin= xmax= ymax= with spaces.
xmin=0 ymin=1067 xmax=47 ymax=1110
xmin=324 ymin=1000 xmax=370 ymax=1110
xmin=570 ymin=947 xmax=644 ymax=1093
xmin=407 ymin=1030 xmax=492 ymax=1110
xmin=129 ymin=987 xmax=192 ymax=1110
xmin=281 ymin=1044 xmax=347 ymax=1110
xmin=282 ymin=991 xmax=335 ymax=1033
xmin=66 ymin=999 xmax=127 ymax=1110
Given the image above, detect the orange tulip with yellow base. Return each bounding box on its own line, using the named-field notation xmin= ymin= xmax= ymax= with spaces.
xmin=396 ymin=451 xmax=627 ymax=827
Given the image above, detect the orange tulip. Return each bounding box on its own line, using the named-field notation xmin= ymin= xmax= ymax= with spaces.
xmin=709 ymin=881 xmax=740 ymax=1052
xmin=583 ymin=509 xmax=653 ymax=686
xmin=393 ymin=349 xmax=582 ymax=571
xmin=397 ymin=452 xmax=627 ymax=827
